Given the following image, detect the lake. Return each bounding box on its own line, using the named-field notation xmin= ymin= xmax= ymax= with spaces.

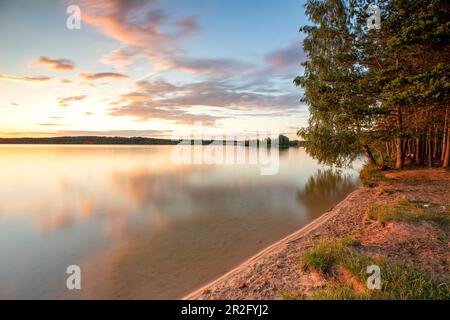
xmin=0 ymin=145 xmax=362 ymax=299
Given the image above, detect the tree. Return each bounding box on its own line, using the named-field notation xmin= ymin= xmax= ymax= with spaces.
xmin=295 ymin=0 xmax=379 ymax=167
xmin=296 ymin=0 xmax=449 ymax=169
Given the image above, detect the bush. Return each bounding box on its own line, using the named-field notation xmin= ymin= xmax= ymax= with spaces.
xmin=359 ymin=164 xmax=382 ymax=186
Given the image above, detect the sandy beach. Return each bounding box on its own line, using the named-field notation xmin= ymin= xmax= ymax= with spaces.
xmin=184 ymin=168 xmax=450 ymax=300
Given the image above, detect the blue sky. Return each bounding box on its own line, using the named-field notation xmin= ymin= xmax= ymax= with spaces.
xmin=0 ymin=0 xmax=309 ymax=138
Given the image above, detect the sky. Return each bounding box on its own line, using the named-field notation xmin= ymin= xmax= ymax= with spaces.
xmin=0 ymin=0 xmax=309 ymax=139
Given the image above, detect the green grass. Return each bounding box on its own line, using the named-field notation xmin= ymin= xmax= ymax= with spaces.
xmin=280 ymin=291 xmax=306 ymax=300
xmin=366 ymin=199 xmax=450 ymax=226
xmin=301 ymin=238 xmax=449 ymax=300
xmin=310 ymin=282 xmax=370 ymax=300
xmin=359 ymin=164 xmax=383 ymax=186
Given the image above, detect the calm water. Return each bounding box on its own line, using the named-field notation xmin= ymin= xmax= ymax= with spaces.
xmin=0 ymin=145 xmax=361 ymax=299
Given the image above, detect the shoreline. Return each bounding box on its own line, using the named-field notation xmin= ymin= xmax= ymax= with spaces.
xmin=184 ymin=168 xmax=449 ymax=300
xmin=183 ymin=188 xmax=360 ymax=299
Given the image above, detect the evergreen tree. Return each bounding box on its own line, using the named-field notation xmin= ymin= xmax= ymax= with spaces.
xmin=297 ymin=0 xmax=449 ymax=169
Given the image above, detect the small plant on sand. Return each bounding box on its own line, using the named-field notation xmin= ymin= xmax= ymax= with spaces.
xmin=366 ymin=199 xmax=450 ymax=226
xmin=302 ymin=238 xmax=449 ymax=300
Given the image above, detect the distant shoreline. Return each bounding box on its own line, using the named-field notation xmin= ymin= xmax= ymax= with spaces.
xmin=0 ymin=136 xmax=305 ymax=147
xmin=0 ymin=136 xmax=179 ymax=145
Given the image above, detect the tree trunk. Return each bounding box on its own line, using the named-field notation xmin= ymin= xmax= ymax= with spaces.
xmin=396 ymin=138 xmax=404 ymax=169
xmin=427 ymin=127 xmax=433 ymax=168
xmin=420 ymin=133 xmax=426 ymax=165
xmin=363 ymin=145 xmax=376 ymax=165
xmin=395 ymin=108 xmax=404 ymax=169
xmin=444 ymin=128 xmax=450 ymax=168
xmin=442 ymin=106 xmax=448 ymax=162
xmin=433 ymin=126 xmax=438 ymax=159
xmin=416 ymin=137 xmax=422 ymax=164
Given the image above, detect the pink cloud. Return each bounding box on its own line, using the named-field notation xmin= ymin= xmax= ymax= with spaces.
xmin=100 ymin=49 xmax=136 ymax=71
xmin=79 ymin=72 xmax=128 ymax=80
xmin=265 ymin=42 xmax=305 ymax=70
xmin=0 ymin=73 xmax=51 ymax=83
xmin=57 ymin=95 xmax=87 ymax=107
xmin=80 ymin=0 xmax=188 ymax=48
xmin=80 ymin=0 xmax=245 ymax=77
xmin=33 ymin=56 xmax=75 ymax=71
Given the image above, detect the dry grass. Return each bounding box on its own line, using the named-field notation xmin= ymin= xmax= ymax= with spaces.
xmin=366 ymin=199 xmax=450 ymax=226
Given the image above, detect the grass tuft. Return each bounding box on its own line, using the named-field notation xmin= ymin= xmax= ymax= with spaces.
xmin=366 ymin=199 xmax=450 ymax=226
xmin=359 ymin=164 xmax=382 ymax=186
xmin=310 ymin=282 xmax=370 ymax=300
xmin=301 ymin=238 xmax=449 ymax=300
xmin=280 ymin=291 xmax=306 ymax=300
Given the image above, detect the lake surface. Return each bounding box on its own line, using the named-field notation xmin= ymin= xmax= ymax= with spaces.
xmin=0 ymin=145 xmax=361 ymax=299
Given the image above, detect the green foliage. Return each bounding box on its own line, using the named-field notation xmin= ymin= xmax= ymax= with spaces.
xmin=277 ymin=134 xmax=290 ymax=149
xmin=298 ymin=127 xmax=360 ymax=167
xmin=302 ymin=238 xmax=449 ymax=300
xmin=359 ymin=163 xmax=382 ymax=185
xmin=311 ymin=282 xmax=370 ymax=300
xmin=302 ymin=237 xmax=362 ymax=273
xmin=296 ymin=0 xmax=450 ymax=168
xmin=367 ymin=199 xmax=450 ymax=226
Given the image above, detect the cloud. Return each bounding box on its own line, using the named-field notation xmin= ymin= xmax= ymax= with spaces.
xmin=175 ymin=17 xmax=199 ymax=38
xmin=79 ymin=0 xmax=247 ymax=77
xmin=100 ymin=49 xmax=136 ymax=71
xmin=79 ymin=72 xmax=128 ymax=80
xmin=78 ymin=81 xmax=96 ymax=88
xmin=33 ymin=56 xmax=75 ymax=71
xmin=134 ymin=80 xmax=180 ymax=94
xmin=168 ymin=57 xmax=253 ymax=76
xmin=107 ymin=78 xmax=300 ymax=124
xmin=0 ymin=73 xmax=50 ymax=83
xmin=265 ymin=41 xmax=306 ymax=70
xmin=55 ymin=129 xmax=174 ymax=138
xmin=57 ymin=95 xmax=87 ymax=107
xmin=80 ymin=0 xmax=193 ymax=47
xmin=37 ymin=123 xmax=64 ymax=126
xmin=109 ymin=104 xmax=220 ymax=125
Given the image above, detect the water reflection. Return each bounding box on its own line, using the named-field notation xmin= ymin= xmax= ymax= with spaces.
xmin=0 ymin=146 xmax=361 ymax=299
xmin=297 ymin=169 xmax=359 ymax=218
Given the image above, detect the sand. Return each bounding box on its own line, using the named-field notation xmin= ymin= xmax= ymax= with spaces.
xmin=184 ymin=168 xmax=450 ymax=300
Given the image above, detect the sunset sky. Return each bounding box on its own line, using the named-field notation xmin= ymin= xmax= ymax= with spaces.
xmin=0 ymin=0 xmax=308 ymax=139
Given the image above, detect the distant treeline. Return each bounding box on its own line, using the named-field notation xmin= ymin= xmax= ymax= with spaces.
xmin=0 ymin=135 xmax=307 ymax=148
xmin=0 ymin=136 xmax=179 ymax=145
